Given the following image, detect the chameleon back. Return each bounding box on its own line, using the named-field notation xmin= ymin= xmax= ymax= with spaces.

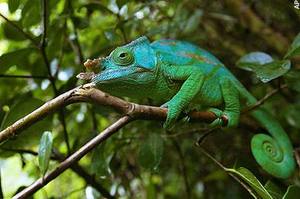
xmin=151 ymin=39 xmax=223 ymax=68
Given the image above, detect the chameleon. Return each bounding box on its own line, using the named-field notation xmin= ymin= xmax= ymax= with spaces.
xmin=83 ymin=36 xmax=295 ymax=178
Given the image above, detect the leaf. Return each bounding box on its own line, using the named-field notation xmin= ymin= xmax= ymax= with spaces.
xmin=90 ymin=143 xmax=113 ymax=177
xmin=284 ymin=104 xmax=300 ymax=129
xmin=138 ymin=134 xmax=164 ymax=170
xmin=116 ymin=0 xmax=127 ymax=8
xmin=284 ymin=70 xmax=300 ymax=92
xmin=236 ymin=52 xmax=273 ymax=71
xmin=237 ymin=52 xmax=291 ymax=83
xmin=21 ymin=0 xmax=40 ymax=27
xmin=283 ymin=185 xmax=300 ymax=199
xmin=71 ymin=16 xmax=89 ymax=29
xmin=0 ymin=96 xmax=53 ymax=155
xmin=284 ymin=32 xmax=300 ymax=58
xmin=0 ymin=48 xmax=34 ymax=73
xmin=8 ymin=0 xmax=20 ymax=13
xmin=80 ymin=3 xmax=114 ymax=14
xmin=226 ymin=167 xmax=273 ymax=199
xmin=264 ymin=180 xmax=284 ymax=199
xmin=183 ymin=9 xmax=203 ymax=34
xmin=38 ymin=131 xmax=53 ymax=176
xmin=2 ymin=21 xmax=27 ymax=41
xmin=255 ymin=60 xmax=291 ymax=83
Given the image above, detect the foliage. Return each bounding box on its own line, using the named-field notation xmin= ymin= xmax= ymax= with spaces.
xmin=0 ymin=0 xmax=300 ymax=198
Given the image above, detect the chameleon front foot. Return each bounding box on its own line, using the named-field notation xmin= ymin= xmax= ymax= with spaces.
xmin=161 ymin=101 xmax=182 ymax=129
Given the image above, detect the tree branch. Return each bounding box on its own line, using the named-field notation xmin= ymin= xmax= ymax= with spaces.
xmin=0 ymin=13 xmax=38 ymax=47
xmin=2 ymin=148 xmax=113 ymax=198
xmin=0 ymin=74 xmax=49 ymax=79
xmin=13 ymin=116 xmax=130 ymax=199
xmin=0 ymin=84 xmax=217 ymax=144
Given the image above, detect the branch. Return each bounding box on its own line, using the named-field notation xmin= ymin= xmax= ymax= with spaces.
xmin=2 ymin=148 xmax=113 ymax=198
xmin=0 ymin=13 xmax=38 ymax=47
xmin=242 ymin=84 xmax=288 ymax=113
xmin=39 ymin=0 xmax=71 ymax=153
xmin=0 ymin=74 xmax=49 ymax=79
xmin=0 ymin=84 xmax=217 ymax=144
xmin=13 ymin=116 xmax=130 ymax=199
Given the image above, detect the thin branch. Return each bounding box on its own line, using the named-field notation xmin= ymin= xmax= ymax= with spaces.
xmin=0 ymin=13 xmax=38 ymax=47
xmin=196 ymin=146 xmax=258 ymax=198
xmin=66 ymin=0 xmax=84 ymax=65
xmin=2 ymin=148 xmax=113 ymax=198
xmin=13 ymin=116 xmax=131 ymax=199
xmin=0 ymin=84 xmax=217 ymax=144
xmin=0 ymin=74 xmax=49 ymax=79
xmin=40 ymin=0 xmax=48 ymax=49
xmin=39 ymin=0 xmax=71 ymax=154
xmin=242 ymin=84 xmax=288 ymax=113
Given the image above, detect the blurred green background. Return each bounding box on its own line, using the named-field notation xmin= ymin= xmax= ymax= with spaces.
xmin=0 ymin=0 xmax=300 ymax=198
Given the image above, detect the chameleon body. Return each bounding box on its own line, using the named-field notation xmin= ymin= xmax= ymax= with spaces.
xmin=90 ymin=36 xmax=295 ymax=178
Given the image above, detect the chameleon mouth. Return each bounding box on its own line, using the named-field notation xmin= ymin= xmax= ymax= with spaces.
xmin=91 ymin=67 xmax=148 ymax=84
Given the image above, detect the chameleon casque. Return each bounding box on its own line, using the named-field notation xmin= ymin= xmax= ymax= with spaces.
xmin=87 ymin=36 xmax=295 ymax=178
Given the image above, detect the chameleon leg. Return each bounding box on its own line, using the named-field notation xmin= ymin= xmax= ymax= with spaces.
xmin=209 ymin=78 xmax=240 ymax=127
xmin=162 ymin=65 xmax=205 ymax=128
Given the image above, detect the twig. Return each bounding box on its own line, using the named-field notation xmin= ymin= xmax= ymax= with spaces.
xmin=2 ymin=148 xmax=113 ymax=198
xmin=196 ymin=146 xmax=258 ymax=198
xmin=0 ymin=85 xmax=217 ymax=144
xmin=13 ymin=116 xmax=131 ymax=199
xmin=66 ymin=0 xmax=84 ymax=65
xmin=39 ymin=0 xmax=71 ymax=154
xmin=0 ymin=74 xmax=49 ymax=79
xmin=0 ymin=13 xmax=38 ymax=46
xmin=242 ymin=84 xmax=288 ymax=113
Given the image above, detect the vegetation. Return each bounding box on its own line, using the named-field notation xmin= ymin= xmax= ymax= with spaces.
xmin=0 ymin=0 xmax=300 ymax=198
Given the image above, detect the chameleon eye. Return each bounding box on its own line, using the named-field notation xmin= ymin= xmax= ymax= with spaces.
xmin=111 ymin=48 xmax=134 ymax=66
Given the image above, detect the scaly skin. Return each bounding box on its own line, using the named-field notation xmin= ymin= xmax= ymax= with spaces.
xmin=90 ymin=36 xmax=295 ymax=178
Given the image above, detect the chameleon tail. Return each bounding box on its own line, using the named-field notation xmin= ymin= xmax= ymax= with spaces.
xmin=250 ymin=108 xmax=295 ymax=178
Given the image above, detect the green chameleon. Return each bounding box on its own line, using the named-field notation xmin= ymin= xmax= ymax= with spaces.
xmin=86 ymin=36 xmax=295 ymax=178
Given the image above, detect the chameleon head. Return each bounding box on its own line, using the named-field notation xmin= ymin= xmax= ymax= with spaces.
xmin=91 ymin=36 xmax=157 ymax=86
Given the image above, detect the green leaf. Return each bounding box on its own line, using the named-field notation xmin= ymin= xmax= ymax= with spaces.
xmin=284 ymin=70 xmax=300 ymax=92
xmin=38 ymin=131 xmax=53 ymax=176
xmin=237 ymin=52 xmax=291 ymax=83
xmin=71 ymin=16 xmax=89 ymax=29
xmin=2 ymin=21 xmax=27 ymax=41
xmin=80 ymin=2 xmax=114 ymax=14
xmin=138 ymin=134 xmax=164 ymax=170
xmin=255 ymin=60 xmax=291 ymax=83
xmin=8 ymin=0 xmax=20 ymax=13
xmin=183 ymin=9 xmax=203 ymax=34
xmin=0 ymin=48 xmax=34 ymax=73
xmin=283 ymin=185 xmax=300 ymax=199
xmin=284 ymin=32 xmax=300 ymax=58
xmin=264 ymin=180 xmax=284 ymax=199
xmin=0 ymin=96 xmax=53 ymax=155
xmin=116 ymin=0 xmax=127 ymax=8
xmin=237 ymin=52 xmax=273 ymax=71
xmin=284 ymin=104 xmax=300 ymax=129
xmin=226 ymin=167 xmax=273 ymax=199
xmin=90 ymin=143 xmax=113 ymax=177
xmin=21 ymin=0 xmax=40 ymax=27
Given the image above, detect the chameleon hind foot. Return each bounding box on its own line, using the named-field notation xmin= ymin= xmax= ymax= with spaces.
xmin=208 ymin=108 xmax=239 ymax=128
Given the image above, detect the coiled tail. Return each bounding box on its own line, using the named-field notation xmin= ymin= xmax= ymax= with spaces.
xmin=250 ymin=108 xmax=295 ymax=178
